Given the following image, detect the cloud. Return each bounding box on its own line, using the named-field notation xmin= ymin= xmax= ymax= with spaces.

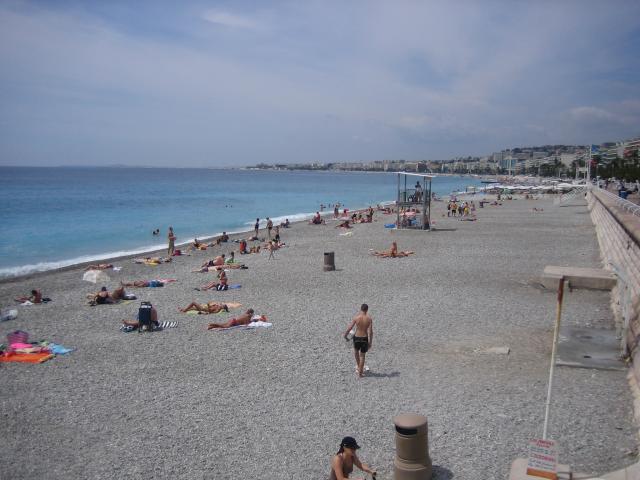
xmin=0 ymin=1 xmax=639 ymax=165
xmin=570 ymin=106 xmax=616 ymax=122
xmin=202 ymin=10 xmax=259 ymax=29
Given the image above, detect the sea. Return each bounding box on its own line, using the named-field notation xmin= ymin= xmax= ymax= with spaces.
xmin=0 ymin=167 xmax=483 ymax=278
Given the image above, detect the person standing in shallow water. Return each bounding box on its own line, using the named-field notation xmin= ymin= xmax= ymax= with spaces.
xmin=167 ymin=227 xmax=176 ymax=256
xmin=344 ymin=304 xmax=373 ymax=377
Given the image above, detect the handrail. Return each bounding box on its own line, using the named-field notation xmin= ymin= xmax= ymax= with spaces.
xmin=553 ymin=185 xmax=586 ymax=205
xmin=593 ymin=186 xmax=640 ymax=218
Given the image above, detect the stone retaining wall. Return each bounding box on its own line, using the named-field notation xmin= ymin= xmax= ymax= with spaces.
xmin=587 ymin=189 xmax=640 ymax=425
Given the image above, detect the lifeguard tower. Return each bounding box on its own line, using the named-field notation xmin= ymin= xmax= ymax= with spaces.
xmin=396 ymin=173 xmax=433 ymax=230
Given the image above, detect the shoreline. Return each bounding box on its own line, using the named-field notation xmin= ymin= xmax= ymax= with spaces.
xmin=0 ymin=200 xmax=396 ymax=284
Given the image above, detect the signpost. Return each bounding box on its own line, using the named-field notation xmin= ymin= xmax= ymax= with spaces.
xmin=526 ymin=439 xmax=558 ymax=480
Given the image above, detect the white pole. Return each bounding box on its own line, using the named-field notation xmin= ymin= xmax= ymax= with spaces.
xmin=543 ymin=277 xmax=565 ymax=440
xmin=587 ymin=145 xmax=592 ymax=183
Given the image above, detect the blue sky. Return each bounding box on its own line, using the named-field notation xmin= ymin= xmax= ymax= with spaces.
xmin=1 ymin=0 xmax=639 ymax=167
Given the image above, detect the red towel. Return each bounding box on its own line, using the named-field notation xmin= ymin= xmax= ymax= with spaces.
xmin=0 ymin=352 xmax=55 ymax=363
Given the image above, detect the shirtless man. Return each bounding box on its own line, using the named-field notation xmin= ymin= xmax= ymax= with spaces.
xmin=207 ymin=308 xmax=255 ymax=329
xmin=344 ymin=304 xmax=373 ymax=377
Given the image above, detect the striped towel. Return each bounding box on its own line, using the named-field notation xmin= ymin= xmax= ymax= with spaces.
xmin=159 ymin=321 xmax=178 ymax=329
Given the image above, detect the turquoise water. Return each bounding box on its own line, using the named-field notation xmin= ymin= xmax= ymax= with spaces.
xmin=0 ymin=167 xmax=482 ymax=277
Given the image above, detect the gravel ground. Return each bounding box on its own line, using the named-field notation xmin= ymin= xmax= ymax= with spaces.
xmin=0 ymin=195 xmax=637 ymax=480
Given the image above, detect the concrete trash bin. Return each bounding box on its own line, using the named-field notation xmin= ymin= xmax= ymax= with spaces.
xmin=394 ymin=414 xmax=432 ymax=480
xmin=323 ymin=251 xmax=335 ymax=271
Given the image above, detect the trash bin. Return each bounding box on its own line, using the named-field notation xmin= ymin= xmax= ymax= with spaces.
xmin=394 ymin=414 xmax=432 ymax=480
xmin=619 ymin=190 xmax=629 ymax=199
xmin=323 ymin=252 xmax=335 ymax=271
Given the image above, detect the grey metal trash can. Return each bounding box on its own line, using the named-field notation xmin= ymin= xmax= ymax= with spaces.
xmin=323 ymin=251 xmax=335 ymax=271
xmin=394 ymin=414 xmax=432 ymax=480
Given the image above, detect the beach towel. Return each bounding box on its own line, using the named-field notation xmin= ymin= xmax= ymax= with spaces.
xmin=246 ymin=321 xmax=272 ymax=329
xmin=47 ymin=343 xmax=74 ymax=355
xmin=339 ymin=231 xmax=353 ymax=237
xmin=0 ymin=352 xmax=55 ymax=363
xmin=228 ymin=284 xmax=241 ymax=289
xmin=384 ymin=224 xmax=396 ymax=228
xmin=113 ymin=267 xmax=122 ymax=272
xmin=119 ymin=321 xmax=177 ymax=333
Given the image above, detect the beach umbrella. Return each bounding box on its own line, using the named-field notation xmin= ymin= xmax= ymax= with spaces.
xmin=83 ymin=270 xmax=110 ymax=284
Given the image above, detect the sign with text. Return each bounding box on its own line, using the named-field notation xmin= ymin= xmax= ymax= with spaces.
xmin=526 ymin=438 xmax=558 ymax=480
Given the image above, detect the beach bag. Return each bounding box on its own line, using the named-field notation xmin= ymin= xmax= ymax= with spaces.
xmin=138 ymin=302 xmax=154 ymax=332
xmin=7 ymin=330 xmax=29 ymax=345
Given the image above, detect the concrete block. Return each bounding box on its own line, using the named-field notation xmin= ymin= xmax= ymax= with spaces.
xmin=542 ymin=266 xmax=617 ymax=291
xmin=508 ymin=458 xmax=578 ymax=480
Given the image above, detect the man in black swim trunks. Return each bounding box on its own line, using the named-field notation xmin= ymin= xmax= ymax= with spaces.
xmin=343 ymin=304 xmax=373 ymax=377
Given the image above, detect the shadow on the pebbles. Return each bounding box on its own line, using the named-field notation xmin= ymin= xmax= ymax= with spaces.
xmin=432 ymin=465 xmax=454 ymax=479
xmin=366 ymin=371 xmax=400 ymax=378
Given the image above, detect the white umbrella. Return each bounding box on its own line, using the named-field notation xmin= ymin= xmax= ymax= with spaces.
xmin=83 ymin=270 xmax=110 ymax=284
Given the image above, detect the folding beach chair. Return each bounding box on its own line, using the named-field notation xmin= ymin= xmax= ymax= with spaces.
xmin=138 ymin=302 xmax=154 ymax=333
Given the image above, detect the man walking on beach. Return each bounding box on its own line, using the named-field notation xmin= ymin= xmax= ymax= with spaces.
xmin=167 ymin=227 xmax=176 ymax=256
xmin=344 ymin=304 xmax=373 ymax=378
xmin=254 ymin=218 xmax=260 ymax=238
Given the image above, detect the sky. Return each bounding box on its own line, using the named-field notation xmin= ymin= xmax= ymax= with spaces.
xmin=0 ymin=0 xmax=639 ymax=167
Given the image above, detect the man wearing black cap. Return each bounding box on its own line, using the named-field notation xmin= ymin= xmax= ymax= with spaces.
xmin=329 ymin=436 xmax=376 ymax=479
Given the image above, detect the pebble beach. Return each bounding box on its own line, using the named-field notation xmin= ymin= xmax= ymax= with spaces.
xmin=0 ymin=195 xmax=637 ymax=479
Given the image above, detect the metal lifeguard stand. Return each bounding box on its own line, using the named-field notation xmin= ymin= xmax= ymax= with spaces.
xmin=396 ymin=173 xmax=433 ymax=230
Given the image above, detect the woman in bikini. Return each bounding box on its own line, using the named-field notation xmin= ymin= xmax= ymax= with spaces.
xmin=207 ymin=309 xmax=255 ymax=329
xmin=198 ymin=269 xmax=229 ymax=291
xmin=328 ymin=437 xmax=376 ymax=480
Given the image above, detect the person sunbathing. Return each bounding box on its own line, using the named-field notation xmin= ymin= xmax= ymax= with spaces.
xmin=191 ymin=238 xmax=207 ymax=250
xmin=213 ymin=254 xmax=225 ymax=266
xmin=135 ymin=256 xmax=172 ymax=264
xmin=197 ymin=270 xmax=229 ymax=291
xmin=15 ymin=289 xmax=42 ymax=304
xmin=336 ymin=220 xmax=351 ymax=228
xmin=84 ymin=263 xmax=113 ymax=270
xmin=310 ymin=212 xmax=325 ymax=225
xmin=180 ymin=301 xmax=229 ymax=314
xmin=120 ymin=280 xmax=166 ymax=288
xmin=249 ymin=245 xmax=261 ymax=254
xmin=239 ymin=239 xmax=248 ymax=254
xmin=89 ymin=286 xmax=126 ymax=305
xmin=207 ymin=309 xmax=256 ymax=329
xmin=372 ymin=242 xmax=414 ymax=258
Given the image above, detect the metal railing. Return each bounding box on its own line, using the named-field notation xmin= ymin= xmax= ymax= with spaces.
xmin=553 ymin=185 xmax=587 ymax=205
xmin=593 ymin=185 xmax=640 ymax=218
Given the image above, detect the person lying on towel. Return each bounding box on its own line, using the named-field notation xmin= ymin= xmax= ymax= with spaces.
xmin=121 ymin=280 xmax=167 ymax=288
xmin=88 ymin=286 xmax=126 ymax=305
xmin=180 ymin=301 xmax=229 ymax=314
xmin=84 ymin=263 xmax=113 ymax=270
xmin=208 ymin=309 xmax=265 ymax=329
xmin=372 ymin=241 xmax=414 ymax=258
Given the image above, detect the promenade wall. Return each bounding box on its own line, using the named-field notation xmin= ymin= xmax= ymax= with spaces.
xmin=587 ymin=189 xmax=640 ymax=424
